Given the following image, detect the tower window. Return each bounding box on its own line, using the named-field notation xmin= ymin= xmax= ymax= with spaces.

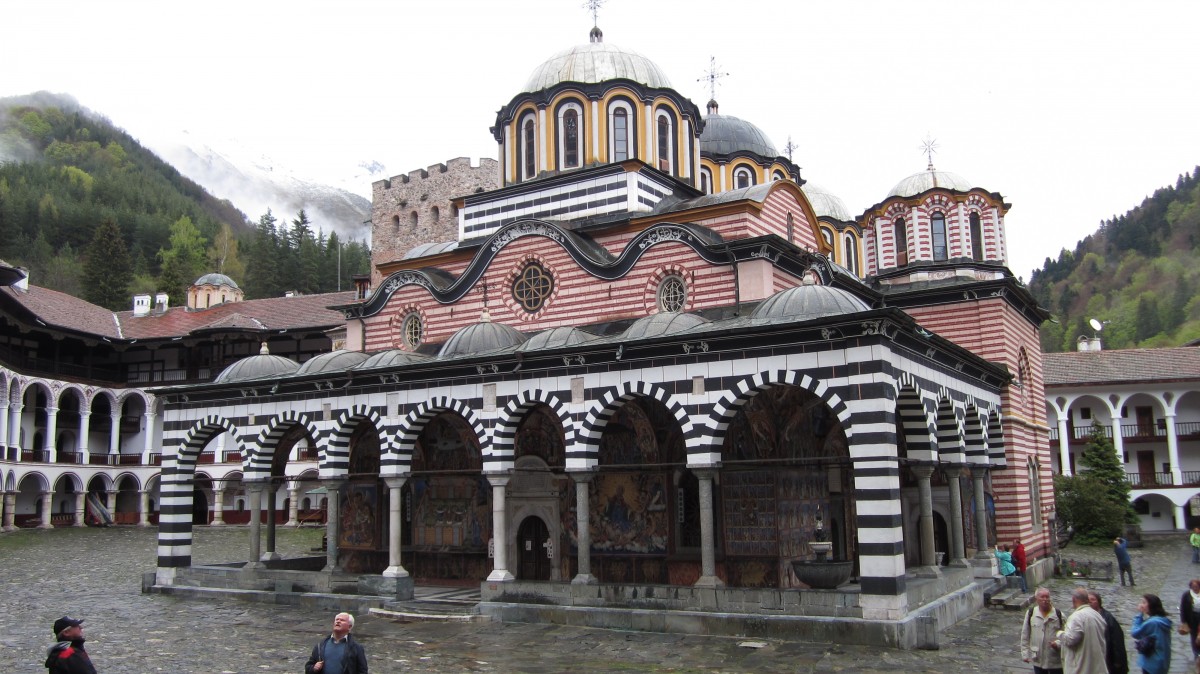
xmin=895 ymin=217 xmax=909 ymax=266
xmin=410 ymin=211 xmax=418 ymax=228
xmin=401 ymin=313 xmax=423 ymax=350
xmin=611 ymin=106 xmax=630 ymax=161
xmin=431 ymin=206 xmax=440 ymax=222
xmin=931 ymin=212 xmax=947 ymax=261
xmin=699 ymin=167 xmax=712 ymax=194
xmin=557 ymin=103 xmax=583 ymax=170
xmin=733 ymin=165 xmax=754 ymax=189
xmin=772 ymin=170 xmax=785 ymax=181
xmin=970 ymin=212 xmax=983 ymax=260
xmin=843 ymin=233 xmax=859 ymax=275
xmin=656 ymin=114 xmax=673 ymax=173
xmin=521 ymin=115 xmax=537 ymax=181
xmin=657 ymin=274 xmax=687 ymax=313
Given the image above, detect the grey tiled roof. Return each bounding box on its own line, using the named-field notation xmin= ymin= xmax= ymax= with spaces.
xmin=1043 ymin=347 xmax=1200 ymax=386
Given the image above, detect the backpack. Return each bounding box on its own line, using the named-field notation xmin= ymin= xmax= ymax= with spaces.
xmin=1026 ymin=606 xmax=1064 ymax=631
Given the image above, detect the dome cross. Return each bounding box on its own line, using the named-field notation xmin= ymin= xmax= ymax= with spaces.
xmin=697 ymin=56 xmax=729 ymax=104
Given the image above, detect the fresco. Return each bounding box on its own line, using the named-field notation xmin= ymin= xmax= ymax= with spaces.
xmin=589 ymin=473 xmax=668 ymax=553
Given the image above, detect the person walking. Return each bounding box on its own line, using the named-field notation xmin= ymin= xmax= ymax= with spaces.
xmin=1055 ymin=586 xmax=1109 ymax=674
xmin=1088 ymin=591 xmax=1129 ymax=674
xmin=1114 ymin=537 xmax=1135 ymax=587
xmin=1131 ymin=594 xmax=1171 ymax=674
xmin=45 ymin=616 xmax=97 ymax=674
xmin=1181 ymin=579 xmax=1200 ymax=660
xmin=1014 ymin=539 xmax=1029 ymax=593
xmin=305 ymin=612 xmax=368 ymax=674
xmin=1022 ymin=586 xmax=1066 ymax=674
xmin=1190 ymin=528 xmax=1200 ymax=564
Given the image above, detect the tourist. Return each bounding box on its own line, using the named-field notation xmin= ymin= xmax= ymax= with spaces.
xmin=1088 ymin=591 xmax=1129 ymax=674
xmin=1130 ymin=594 xmax=1171 ymax=674
xmin=1191 ymin=528 xmax=1200 ymax=563
xmin=45 ymin=616 xmax=97 ymax=674
xmin=1022 ymin=587 xmax=1066 ymax=674
xmin=998 ymin=545 xmax=1017 ymax=576
xmin=1055 ymin=586 xmax=1108 ymax=674
xmin=1014 ymin=539 xmax=1029 ymax=593
xmin=1114 ymin=537 xmax=1135 ymax=587
xmin=1181 ymin=579 xmax=1200 ymax=659
xmin=305 ymin=612 xmax=368 ymax=674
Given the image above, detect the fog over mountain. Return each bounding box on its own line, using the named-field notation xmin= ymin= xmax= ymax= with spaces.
xmin=144 ymin=131 xmax=381 ymax=243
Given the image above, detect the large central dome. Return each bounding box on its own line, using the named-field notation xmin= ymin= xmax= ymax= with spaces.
xmin=523 ymin=28 xmax=673 ymax=93
xmin=700 ymin=113 xmax=778 ymax=158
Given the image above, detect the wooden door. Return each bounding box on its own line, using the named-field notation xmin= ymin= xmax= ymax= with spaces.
xmin=517 ymin=516 xmax=551 ymax=581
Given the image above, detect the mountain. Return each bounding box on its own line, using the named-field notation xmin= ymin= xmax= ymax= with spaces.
xmin=1029 ymin=167 xmax=1200 ymax=352
xmin=145 ymin=132 xmax=378 ymax=243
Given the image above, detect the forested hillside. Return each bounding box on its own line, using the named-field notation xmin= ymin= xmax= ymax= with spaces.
xmin=1029 ymin=167 xmax=1200 ymax=352
xmin=0 ymin=93 xmax=370 ymax=310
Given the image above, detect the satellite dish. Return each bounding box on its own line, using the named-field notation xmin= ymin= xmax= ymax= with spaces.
xmin=1089 ymin=318 xmax=1104 ymax=332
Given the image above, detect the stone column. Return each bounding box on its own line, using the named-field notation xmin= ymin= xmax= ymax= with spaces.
xmin=77 ymin=403 xmax=91 ymax=463
xmin=323 ymin=480 xmax=344 ymax=573
xmin=1056 ymin=417 xmax=1071 ymax=476
xmin=2 ymin=492 xmax=15 ymax=530
xmin=972 ymin=469 xmax=990 ymax=556
xmin=109 ymin=411 xmax=121 ymax=458
xmin=1166 ymin=414 xmax=1182 ymax=486
xmin=286 ymin=487 xmax=300 ymax=527
xmin=383 ymin=477 xmax=409 ymax=578
xmin=944 ymin=466 xmax=966 ymax=562
xmin=39 ymin=491 xmax=52 ymax=528
xmin=73 ymin=492 xmax=86 ymax=527
xmin=570 ymin=472 xmax=596 ymax=584
xmin=142 ymin=410 xmax=157 ymax=464
xmin=694 ymin=468 xmax=724 ymax=587
xmin=44 ymin=405 xmax=58 ymax=462
xmin=0 ymin=400 xmax=8 ymax=457
xmin=105 ymin=490 xmax=117 ymax=519
xmin=262 ymin=482 xmax=279 ymax=561
xmin=912 ymin=464 xmax=936 ymax=567
xmin=1110 ymin=414 xmax=1125 ymax=464
xmin=7 ymin=402 xmax=21 ymax=457
xmin=211 ymin=488 xmax=225 ymax=525
xmin=486 ymin=475 xmax=513 ymax=582
xmin=138 ymin=489 xmax=151 ymax=527
xmin=246 ymin=483 xmax=264 ymax=566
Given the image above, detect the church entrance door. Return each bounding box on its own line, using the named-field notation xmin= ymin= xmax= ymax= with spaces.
xmin=517 ymin=516 xmax=551 ymax=580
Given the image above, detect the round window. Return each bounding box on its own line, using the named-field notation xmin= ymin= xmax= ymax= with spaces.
xmin=658 ymin=274 xmax=687 ymax=313
xmin=512 ymin=262 xmax=554 ymax=313
xmin=401 ymin=313 xmax=423 ymax=349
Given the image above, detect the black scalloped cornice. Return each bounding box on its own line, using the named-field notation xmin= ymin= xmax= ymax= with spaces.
xmin=347 ymin=219 xmax=731 ymax=318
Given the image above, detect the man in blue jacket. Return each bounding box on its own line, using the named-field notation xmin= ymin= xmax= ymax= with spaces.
xmin=1114 ymin=537 xmax=1135 ymax=586
xmin=305 ymin=612 xmax=368 ymax=674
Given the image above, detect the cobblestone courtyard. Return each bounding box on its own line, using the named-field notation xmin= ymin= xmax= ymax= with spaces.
xmin=2 ymin=527 xmax=1197 ymax=673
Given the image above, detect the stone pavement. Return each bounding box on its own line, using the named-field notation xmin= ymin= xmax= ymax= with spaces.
xmin=0 ymin=526 xmax=1197 ymax=673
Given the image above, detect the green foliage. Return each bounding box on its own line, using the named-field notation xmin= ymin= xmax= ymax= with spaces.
xmin=1030 ymin=167 xmax=1200 ymax=351
xmin=1055 ymin=424 xmax=1137 ymax=545
xmin=158 ymin=216 xmax=208 ymax=304
xmin=82 ymin=219 xmax=133 ymax=310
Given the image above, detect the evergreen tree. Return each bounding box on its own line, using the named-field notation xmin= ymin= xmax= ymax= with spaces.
xmin=157 ymin=215 xmax=208 ymax=305
xmin=1053 ymin=423 xmax=1137 ymax=545
xmin=1078 ymin=423 xmax=1134 ymax=514
xmin=82 ymin=218 xmax=133 ymax=310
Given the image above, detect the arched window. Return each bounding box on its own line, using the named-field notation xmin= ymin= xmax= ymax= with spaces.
xmin=699 ymin=167 xmax=712 ymax=194
xmin=931 ymin=211 xmax=947 ymax=261
xmin=843 ymin=233 xmax=859 ymax=275
xmin=895 ymin=217 xmax=909 ymax=266
xmin=772 ymin=170 xmax=785 ymax=181
xmin=520 ymin=113 xmax=537 ymax=181
xmin=556 ymin=102 xmax=583 ymax=170
xmin=392 ymin=215 xmax=400 ymax=236
xmin=410 ymin=211 xmax=418 ymax=228
xmin=970 ymin=212 xmax=983 ymax=260
xmin=609 ymin=102 xmax=633 ymax=162
xmin=733 ymin=165 xmax=755 ymax=189
xmin=656 ymin=110 xmax=675 ymax=174
xmin=1028 ymin=460 xmax=1043 ymax=533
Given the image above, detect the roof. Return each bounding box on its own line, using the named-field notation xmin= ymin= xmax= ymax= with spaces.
xmin=1043 ymin=347 xmax=1200 ymax=386
xmin=194 ymin=272 xmax=239 ymax=289
xmin=888 ymin=168 xmax=974 ymax=198
xmin=523 ymin=30 xmax=672 ymax=93
xmin=700 ymin=113 xmax=777 ymax=158
xmin=0 ymin=284 xmax=354 ymax=342
xmin=801 ymin=182 xmax=853 ymax=221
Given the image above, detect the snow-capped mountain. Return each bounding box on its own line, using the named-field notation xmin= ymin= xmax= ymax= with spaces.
xmin=145 ymin=132 xmax=383 ymax=243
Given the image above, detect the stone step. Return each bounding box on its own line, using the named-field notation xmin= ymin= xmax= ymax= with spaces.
xmin=370 ymin=603 xmax=487 ymax=623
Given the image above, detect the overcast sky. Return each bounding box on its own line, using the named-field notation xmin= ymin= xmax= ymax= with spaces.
xmin=3 ymin=0 xmax=1199 ymax=281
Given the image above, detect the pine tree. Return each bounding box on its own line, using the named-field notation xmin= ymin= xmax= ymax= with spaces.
xmin=1079 ymin=423 xmax=1134 ymax=513
xmin=157 ymin=215 xmax=207 ymax=305
xmin=82 ymin=218 xmax=133 ymax=310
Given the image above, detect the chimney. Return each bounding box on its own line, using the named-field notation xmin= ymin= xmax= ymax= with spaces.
xmin=1077 ymin=336 xmax=1103 ymax=352
xmin=154 ymin=292 xmax=169 ymax=313
xmin=133 ymin=294 xmax=151 ymax=317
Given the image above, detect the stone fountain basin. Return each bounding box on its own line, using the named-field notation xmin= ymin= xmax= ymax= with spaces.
xmin=791 ymin=559 xmax=853 ymax=589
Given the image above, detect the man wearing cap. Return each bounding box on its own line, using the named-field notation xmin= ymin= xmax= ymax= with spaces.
xmin=45 ymin=616 xmax=97 ymax=674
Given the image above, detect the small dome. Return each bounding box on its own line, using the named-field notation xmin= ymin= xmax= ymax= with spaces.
xmin=801 ymin=183 xmax=852 ymax=221
xmin=623 ymin=312 xmax=708 ymax=340
xmin=523 ymin=33 xmax=672 ymax=93
xmin=750 ymin=285 xmax=869 ymax=322
xmin=700 ymin=112 xmax=778 ymax=158
xmin=194 ymin=272 xmax=239 ymax=289
xmin=438 ymin=312 xmax=529 ymax=358
xmin=888 ymin=168 xmax=973 ymax=198
xmin=295 ymin=350 xmax=371 ymax=376
xmin=356 ymin=349 xmax=433 ymax=369
xmin=213 ymin=345 xmax=300 ymax=383
xmin=520 ymin=326 xmax=598 ymax=351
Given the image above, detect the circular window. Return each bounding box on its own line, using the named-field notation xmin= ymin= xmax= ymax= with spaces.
xmin=512 ymin=262 xmax=554 ymax=313
xmin=401 ymin=313 xmax=423 ymax=349
xmin=658 ymin=274 xmax=687 ymax=313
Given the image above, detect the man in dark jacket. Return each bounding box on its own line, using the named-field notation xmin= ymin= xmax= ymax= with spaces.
xmin=45 ymin=616 xmax=98 ymax=674
xmin=1088 ymin=591 xmax=1129 ymax=674
xmin=1180 ymin=578 xmax=1200 ymax=658
xmin=305 ymin=612 xmax=368 ymax=674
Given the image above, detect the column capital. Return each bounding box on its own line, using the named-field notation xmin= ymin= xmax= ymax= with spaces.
xmin=692 ymin=466 xmax=721 ymax=480
xmin=383 ymin=477 xmax=408 ymax=490
xmin=485 ymin=474 xmax=511 ymax=488
xmin=568 ymin=470 xmax=596 ymax=484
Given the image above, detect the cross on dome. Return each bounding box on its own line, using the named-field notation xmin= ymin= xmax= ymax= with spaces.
xmin=698 ymin=56 xmax=729 ymax=105
xmin=920 ymin=135 xmax=939 ymax=171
